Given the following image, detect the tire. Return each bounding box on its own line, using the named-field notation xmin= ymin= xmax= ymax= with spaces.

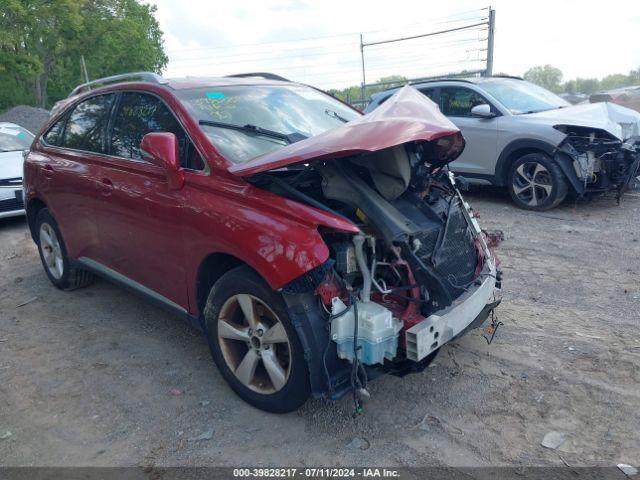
xmin=35 ymin=209 xmax=94 ymax=291
xmin=507 ymin=153 xmax=568 ymax=211
xmin=203 ymin=266 xmax=311 ymax=413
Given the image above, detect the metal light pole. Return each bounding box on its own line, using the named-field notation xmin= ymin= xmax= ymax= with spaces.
xmin=486 ymin=8 xmax=496 ymax=76
xmin=360 ymin=34 xmax=366 ymax=103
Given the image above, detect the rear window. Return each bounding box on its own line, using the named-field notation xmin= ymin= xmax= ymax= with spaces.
xmin=42 ymin=119 xmax=65 ymax=147
xmin=62 ymin=94 xmax=115 ymax=153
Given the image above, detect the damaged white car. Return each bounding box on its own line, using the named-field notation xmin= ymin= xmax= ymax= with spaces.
xmin=366 ymin=77 xmax=640 ymax=210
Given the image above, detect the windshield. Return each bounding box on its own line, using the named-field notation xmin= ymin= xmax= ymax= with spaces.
xmin=0 ymin=125 xmax=34 ymax=152
xmin=479 ymin=79 xmax=570 ymax=114
xmin=177 ymin=84 xmax=361 ymax=163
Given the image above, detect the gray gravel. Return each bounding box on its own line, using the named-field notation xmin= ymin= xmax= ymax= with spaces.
xmin=0 ymin=188 xmax=638 ymax=467
xmin=0 ymin=105 xmax=50 ymax=134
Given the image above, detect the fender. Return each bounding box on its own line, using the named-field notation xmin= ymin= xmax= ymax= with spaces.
xmin=183 ymin=178 xmax=360 ymax=317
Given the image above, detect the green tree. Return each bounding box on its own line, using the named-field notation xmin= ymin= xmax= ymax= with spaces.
xmin=328 ymin=75 xmax=408 ymax=104
xmin=523 ymin=65 xmax=563 ymax=92
xmin=574 ymin=77 xmax=600 ymax=94
xmin=600 ymin=73 xmax=631 ymax=90
xmin=0 ymin=0 xmax=167 ymax=110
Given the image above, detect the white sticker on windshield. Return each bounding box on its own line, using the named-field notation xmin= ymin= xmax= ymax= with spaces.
xmin=0 ymin=127 xmax=22 ymax=136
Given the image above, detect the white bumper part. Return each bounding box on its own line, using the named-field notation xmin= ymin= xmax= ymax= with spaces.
xmin=406 ymin=260 xmax=498 ymax=362
xmin=0 ymin=187 xmax=24 ymax=218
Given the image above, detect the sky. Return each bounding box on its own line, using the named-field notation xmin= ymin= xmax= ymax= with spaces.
xmin=148 ymin=0 xmax=640 ymax=90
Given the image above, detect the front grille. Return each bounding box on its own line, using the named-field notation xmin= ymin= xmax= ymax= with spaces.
xmin=0 ymin=193 xmax=24 ymax=213
xmin=414 ymin=209 xmax=478 ymax=299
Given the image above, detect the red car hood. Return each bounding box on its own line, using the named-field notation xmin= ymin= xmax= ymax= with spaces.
xmin=229 ymin=85 xmax=462 ymax=177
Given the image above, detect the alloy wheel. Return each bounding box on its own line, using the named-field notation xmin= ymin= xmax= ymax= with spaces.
xmin=217 ymin=294 xmax=292 ymax=394
xmin=39 ymin=222 xmax=64 ymax=279
xmin=512 ymin=162 xmax=553 ymax=207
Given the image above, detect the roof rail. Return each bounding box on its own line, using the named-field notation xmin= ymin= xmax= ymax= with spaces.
xmin=68 ymin=72 xmax=168 ymax=97
xmin=226 ymin=72 xmax=290 ymax=82
xmin=490 ymin=74 xmax=524 ymax=80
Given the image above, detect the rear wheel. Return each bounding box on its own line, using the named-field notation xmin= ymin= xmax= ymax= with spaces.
xmin=507 ymin=153 xmax=568 ymax=210
xmin=35 ymin=209 xmax=94 ymax=290
xmin=203 ymin=266 xmax=310 ymax=413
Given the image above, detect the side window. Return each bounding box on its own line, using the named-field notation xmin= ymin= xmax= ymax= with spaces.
xmin=418 ymin=88 xmax=436 ymax=102
xmin=110 ymin=92 xmax=204 ymax=170
xmin=62 ymin=94 xmax=115 ymax=152
xmin=377 ymin=94 xmax=393 ymax=107
xmin=439 ymin=87 xmax=487 ymax=117
xmin=42 ymin=117 xmax=66 ymax=146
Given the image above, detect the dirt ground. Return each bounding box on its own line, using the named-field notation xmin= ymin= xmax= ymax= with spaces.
xmin=1 ymin=188 xmax=639 ymax=468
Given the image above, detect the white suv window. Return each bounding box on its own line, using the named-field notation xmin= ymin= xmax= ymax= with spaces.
xmin=439 ymin=87 xmax=487 ymax=117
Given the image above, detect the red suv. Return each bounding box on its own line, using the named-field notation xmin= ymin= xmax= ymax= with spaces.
xmin=24 ymin=72 xmax=502 ymax=412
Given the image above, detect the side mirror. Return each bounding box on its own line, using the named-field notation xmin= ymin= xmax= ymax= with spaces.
xmin=471 ymin=104 xmax=496 ymax=118
xmin=140 ymin=132 xmax=184 ymax=190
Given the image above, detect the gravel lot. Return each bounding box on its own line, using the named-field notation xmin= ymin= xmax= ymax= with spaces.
xmin=0 ymin=189 xmax=638 ymax=468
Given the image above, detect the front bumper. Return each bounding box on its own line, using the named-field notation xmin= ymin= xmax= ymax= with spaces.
xmin=406 ymin=259 xmax=499 ymax=361
xmin=555 ymin=140 xmax=640 ymax=199
xmin=0 ymin=187 xmax=25 ymax=219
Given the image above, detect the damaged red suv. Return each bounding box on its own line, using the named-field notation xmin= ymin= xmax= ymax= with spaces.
xmin=24 ymin=72 xmax=502 ymax=412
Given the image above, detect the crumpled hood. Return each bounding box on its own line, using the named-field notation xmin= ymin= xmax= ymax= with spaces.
xmin=526 ymin=102 xmax=640 ymax=140
xmin=229 ymin=85 xmax=461 ymax=177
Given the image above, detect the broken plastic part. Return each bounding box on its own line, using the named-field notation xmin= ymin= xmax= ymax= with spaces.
xmin=330 ymin=297 xmax=402 ymax=366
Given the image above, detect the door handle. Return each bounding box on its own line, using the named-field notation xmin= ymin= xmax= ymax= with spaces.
xmin=43 ymin=164 xmax=54 ymax=178
xmin=98 ymin=178 xmax=114 ymax=196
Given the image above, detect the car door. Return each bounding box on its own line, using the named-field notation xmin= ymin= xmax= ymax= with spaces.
xmin=35 ymin=93 xmax=116 ymax=259
xmin=438 ymin=86 xmax=498 ymax=177
xmin=93 ymin=91 xmax=205 ymax=308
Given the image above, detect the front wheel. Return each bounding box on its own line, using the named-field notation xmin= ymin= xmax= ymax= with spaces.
xmin=203 ymin=266 xmax=310 ymax=413
xmin=507 ymin=153 xmax=568 ymax=211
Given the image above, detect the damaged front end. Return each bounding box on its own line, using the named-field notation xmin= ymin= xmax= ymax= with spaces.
xmin=554 ymin=126 xmax=640 ymax=202
xmin=238 ymin=87 xmax=503 ymax=404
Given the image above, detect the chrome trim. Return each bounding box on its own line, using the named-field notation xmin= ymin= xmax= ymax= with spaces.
xmin=77 ymin=257 xmax=188 ymax=316
xmin=69 ymin=72 xmax=168 ymax=97
xmin=0 ymin=209 xmax=25 ymax=219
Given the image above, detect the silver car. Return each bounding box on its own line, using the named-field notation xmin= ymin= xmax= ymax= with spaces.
xmin=365 ymin=77 xmax=640 ymax=210
xmin=0 ymin=123 xmax=34 ymax=218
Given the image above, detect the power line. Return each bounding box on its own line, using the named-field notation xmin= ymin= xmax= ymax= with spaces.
xmin=165 ymin=8 xmax=489 ymax=54
xmin=362 ymin=21 xmax=488 ymax=47
xmin=169 ymin=33 xmax=485 ymax=70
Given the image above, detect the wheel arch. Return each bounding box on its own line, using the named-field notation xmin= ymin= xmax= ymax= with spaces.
xmin=495 ymin=139 xmax=557 ymax=186
xmin=26 ymin=197 xmax=48 ymax=241
xmin=195 ymin=252 xmax=249 ymax=315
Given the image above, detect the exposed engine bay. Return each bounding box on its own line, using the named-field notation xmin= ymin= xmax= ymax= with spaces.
xmin=248 ymin=136 xmax=503 ymax=408
xmin=554 ymin=125 xmax=640 ymax=202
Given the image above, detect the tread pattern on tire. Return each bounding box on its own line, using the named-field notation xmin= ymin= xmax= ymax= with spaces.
xmin=64 ymin=267 xmax=94 ymax=291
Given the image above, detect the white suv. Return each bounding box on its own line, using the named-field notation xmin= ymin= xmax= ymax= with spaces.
xmin=365 ymin=78 xmax=640 ymax=210
xmin=0 ymin=122 xmax=34 ymax=218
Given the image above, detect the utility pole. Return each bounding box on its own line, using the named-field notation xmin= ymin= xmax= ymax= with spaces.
xmin=485 ymin=8 xmax=496 ymax=77
xmin=359 ymin=34 xmax=366 ymax=104
xmin=80 ymin=55 xmax=89 ymax=83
